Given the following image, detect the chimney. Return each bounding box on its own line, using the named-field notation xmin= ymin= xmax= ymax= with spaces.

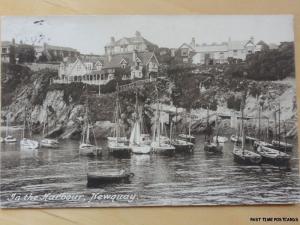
xmin=191 ymin=37 xmax=196 ymax=48
xmin=108 ymin=52 xmax=112 ymax=62
xmin=250 ymin=36 xmax=254 ymax=43
xmin=110 ymin=36 xmax=115 ymax=43
xmin=133 ymin=50 xmax=137 ymax=63
xmin=135 ymin=31 xmax=141 ymax=37
xmin=12 ymin=38 xmax=15 ymax=46
xmin=20 ymin=40 xmax=23 ymax=45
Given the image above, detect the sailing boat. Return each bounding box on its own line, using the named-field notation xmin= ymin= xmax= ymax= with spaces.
xmin=40 ymin=108 xmax=59 ymax=148
xmin=107 ymin=86 xmax=131 ymax=155
xmin=79 ymin=106 xmax=102 ymax=156
xmin=271 ymin=102 xmax=293 ymax=151
xmin=254 ymin=104 xmax=290 ymax=165
xmin=129 ymin=92 xmax=151 ymax=154
xmin=204 ymin=107 xmax=223 ymax=154
xmin=177 ymin=113 xmax=195 ymax=143
xmin=232 ymin=101 xmax=262 ymax=165
xmin=151 ymin=87 xmax=175 ymax=155
xmin=4 ymin=112 xmax=17 ymax=143
xmin=212 ymin=112 xmax=228 ymax=144
xmin=20 ymin=110 xmax=39 ymax=149
xmin=230 ymin=112 xmax=242 ymax=143
xmin=170 ymin=109 xmax=194 ymax=153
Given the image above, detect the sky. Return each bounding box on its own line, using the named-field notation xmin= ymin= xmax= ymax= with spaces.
xmin=1 ymin=15 xmax=294 ymax=55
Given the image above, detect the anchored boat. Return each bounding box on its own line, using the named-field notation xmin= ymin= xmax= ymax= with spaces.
xmin=256 ymin=145 xmax=290 ymax=165
xmin=4 ymin=113 xmax=16 ymax=143
xmin=151 ymin=88 xmax=175 ymax=155
xmin=170 ymin=109 xmax=194 ymax=153
xmin=108 ymin=86 xmax=131 ymax=156
xmin=232 ymin=100 xmax=262 ymax=165
xmin=40 ymin=108 xmax=59 ymax=148
xmin=204 ymin=107 xmax=223 ymax=154
xmin=129 ymin=92 xmax=151 ymax=154
xmin=80 ymin=106 xmax=102 ymax=156
xmin=87 ymin=169 xmax=134 ymax=187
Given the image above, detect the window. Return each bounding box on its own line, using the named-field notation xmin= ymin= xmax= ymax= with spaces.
xmin=2 ymin=48 xmax=7 ymax=54
xmin=183 ymin=58 xmax=188 ymax=63
xmin=181 ymin=48 xmax=188 ymax=57
xmin=233 ymin=50 xmax=238 ymax=56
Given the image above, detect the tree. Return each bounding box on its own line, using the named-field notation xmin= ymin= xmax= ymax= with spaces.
xmin=16 ymin=44 xmax=36 ymax=63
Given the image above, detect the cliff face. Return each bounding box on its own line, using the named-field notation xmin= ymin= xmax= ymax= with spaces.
xmin=1 ymin=64 xmax=297 ymax=140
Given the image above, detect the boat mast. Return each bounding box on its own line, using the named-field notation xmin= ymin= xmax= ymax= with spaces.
xmin=258 ymin=104 xmax=261 ymax=141
xmin=241 ymin=102 xmax=245 ymax=154
xmin=278 ymin=101 xmax=281 ymax=144
xmin=22 ymin=110 xmax=26 ymax=139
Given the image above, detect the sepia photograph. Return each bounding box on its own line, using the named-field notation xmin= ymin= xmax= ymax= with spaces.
xmin=0 ymin=15 xmax=299 ymax=208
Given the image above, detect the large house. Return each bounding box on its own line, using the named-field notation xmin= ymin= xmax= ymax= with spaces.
xmin=1 ymin=40 xmax=12 ymax=63
xmin=104 ymin=31 xmax=158 ymax=55
xmin=1 ymin=39 xmax=80 ymax=63
xmin=55 ymin=32 xmax=159 ymax=86
xmin=56 ymin=50 xmax=159 ymax=85
xmin=177 ymin=37 xmax=262 ymax=65
xmin=35 ymin=43 xmax=80 ymax=61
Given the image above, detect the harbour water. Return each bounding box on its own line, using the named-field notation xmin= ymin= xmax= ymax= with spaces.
xmin=1 ymin=127 xmax=300 ymax=208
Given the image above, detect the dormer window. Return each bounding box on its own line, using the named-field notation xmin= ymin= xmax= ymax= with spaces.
xmin=122 ymin=64 xmax=126 ymax=69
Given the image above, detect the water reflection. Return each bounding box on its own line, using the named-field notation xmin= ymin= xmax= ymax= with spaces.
xmin=1 ymin=128 xmax=300 ymax=208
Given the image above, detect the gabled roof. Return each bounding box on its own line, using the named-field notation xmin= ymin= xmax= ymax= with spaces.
xmin=102 ymin=51 xmax=158 ymax=69
xmin=105 ymin=36 xmax=156 ymax=48
xmin=178 ymin=43 xmax=195 ymax=51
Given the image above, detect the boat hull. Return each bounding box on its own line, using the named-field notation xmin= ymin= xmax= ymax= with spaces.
xmin=171 ymin=140 xmax=194 ymax=153
xmin=4 ymin=136 xmax=17 ymax=143
xmin=40 ymin=138 xmax=59 ymax=148
xmin=177 ymin=134 xmax=196 ymax=143
xmin=256 ymin=145 xmax=290 ymax=166
xmin=131 ymin=145 xmax=151 ymax=154
xmin=20 ymin=138 xmax=39 ymax=149
xmin=151 ymin=142 xmax=175 ymax=155
xmin=271 ymin=140 xmax=293 ymax=152
xmin=80 ymin=143 xmax=102 ymax=156
xmin=87 ymin=172 xmax=134 ymax=187
xmin=212 ymin=136 xmax=228 ymax=144
xmin=204 ymin=142 xmax=223 ymax=154
xmin=232 ymin=147 xmax=262 ymax=165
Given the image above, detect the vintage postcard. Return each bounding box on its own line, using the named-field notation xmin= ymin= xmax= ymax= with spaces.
xmin=1 ymin=15 xmax=299 ymax=208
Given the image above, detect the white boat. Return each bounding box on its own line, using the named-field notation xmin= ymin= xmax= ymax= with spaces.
xmin=4 ymin=113 xmax=16 ymax=143
xmin=40 ymin=109 xmax=59 ymax=148
xmin=129 ymin=95 xmax=152 ymax=154
xmin=230 ymin=134 xmax=242 ymax=143
xmin=20 ymin=138 xmax=39 ymax=149
xmin=20 ymin=110 xmax=39 ymax=149
xmin=80 ymin=106 xmax=102 ymax=156
xmin=178 ymin=134 xmax=195 ymax=143
xmin=40 ymin=138 xmax=59 ymax=148
xmin=79 ymin=143 xmax=101 ymax=156
xmin=213 ymin=136 xmax=228 ymax=143
xmin=107 ymin=136 xmax=128 ymax=143
xmin=4 ymin=135 xmax=17 ymax=143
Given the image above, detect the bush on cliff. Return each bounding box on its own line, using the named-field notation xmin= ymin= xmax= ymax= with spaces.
xmin=224 ymin=42 xmax=295 ymax=81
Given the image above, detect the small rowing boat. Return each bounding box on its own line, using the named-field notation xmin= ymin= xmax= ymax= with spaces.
xmin=87 ymin=169 xmax=134 ymax=187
